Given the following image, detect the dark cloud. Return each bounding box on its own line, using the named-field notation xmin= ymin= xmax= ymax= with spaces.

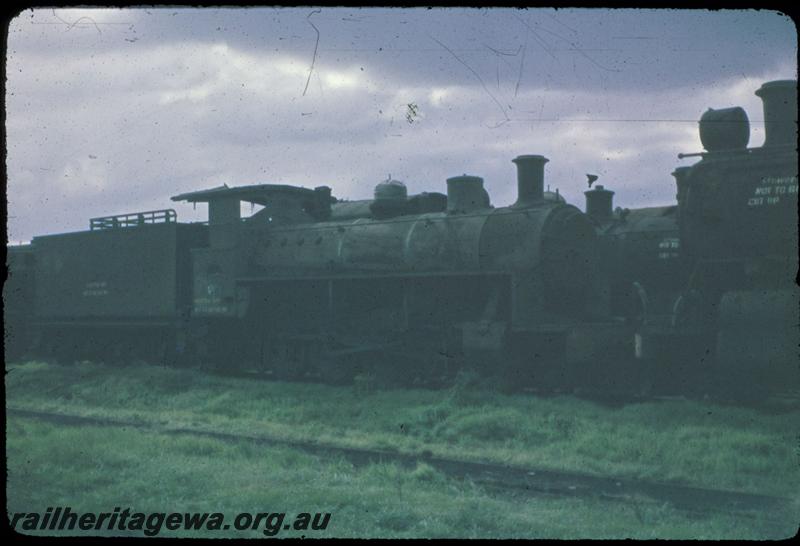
xmin=6 ymin=8 xmax=796 ymax=242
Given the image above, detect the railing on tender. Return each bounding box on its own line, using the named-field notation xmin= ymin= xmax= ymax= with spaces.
xmin=89 ymin=209 xmax=177 ymax=231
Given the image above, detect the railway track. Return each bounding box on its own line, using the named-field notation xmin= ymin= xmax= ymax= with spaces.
xmin=8 ymin=406 xmax=795 ymax=524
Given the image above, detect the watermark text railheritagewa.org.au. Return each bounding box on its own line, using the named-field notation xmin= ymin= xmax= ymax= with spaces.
xmin=10 ymin=507 xmax=331 ymax=537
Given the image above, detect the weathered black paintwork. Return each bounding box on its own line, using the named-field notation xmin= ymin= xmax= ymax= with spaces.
xmin=3 ymin=245 xmax=36 ymax=360
xmin=4 ymin=79 xmax=796 ymax=397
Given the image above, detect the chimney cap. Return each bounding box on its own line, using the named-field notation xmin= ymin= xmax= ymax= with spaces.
xmin=584 ymin=185 xmax=614 ymax=195
xmin=512 ymin=154 xmax=549 ymax=164
xmin=755 ymin=79 xmax=797 ymax=96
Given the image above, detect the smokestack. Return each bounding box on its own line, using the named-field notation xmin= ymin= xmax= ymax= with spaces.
xmin=755 ymin=80 xmax=798 ymax=149
xmin=584 ymin=185 xmax=614 ymax=220
xmin=512 ymin=155 xmax=548 ymax=207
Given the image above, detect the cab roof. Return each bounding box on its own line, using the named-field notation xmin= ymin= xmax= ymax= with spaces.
xmin=171 ymin=184 xmax=316 ymax=206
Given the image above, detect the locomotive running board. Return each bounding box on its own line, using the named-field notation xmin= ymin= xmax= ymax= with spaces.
xmin=234 ymin=269 xmax=510 ymax=283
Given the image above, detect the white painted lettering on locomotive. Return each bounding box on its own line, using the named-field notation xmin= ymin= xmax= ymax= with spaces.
xmin=193 ymin=295 xmax=229 ymax=315
xmin=657 ymin=237 xmax=680 ymax=260
xmin=82 ymin=280 xmax=109 ymax=297
xmin=748 ymin=175 xmax=799 ymax=207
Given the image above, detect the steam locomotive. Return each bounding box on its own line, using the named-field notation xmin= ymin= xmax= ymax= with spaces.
xmin=4 ymin=80 xmax=798 ymax=398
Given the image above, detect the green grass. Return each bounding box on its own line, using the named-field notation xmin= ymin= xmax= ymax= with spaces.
xmin=7 ymin=418 xmax=797 ymax=539
xmin=6 ymin=360 xmax=800 ymax=501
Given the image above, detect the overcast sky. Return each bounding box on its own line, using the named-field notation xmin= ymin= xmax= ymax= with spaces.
xmin=5 ymin=7 xmax=797 ymax=243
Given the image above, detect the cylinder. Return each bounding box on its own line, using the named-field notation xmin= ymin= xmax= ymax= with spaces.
xmin=755 ymin=80 xmax=798 ymax=149
xmin=512 ymin=155 xmax=548 ymax=207
xmin=584 ymin=185 xmax=615 ymax=220
xmin=446 ymin=175 xmax=488 ymax=213
xmin=698 ymin=107 xmax=750 ymax=152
